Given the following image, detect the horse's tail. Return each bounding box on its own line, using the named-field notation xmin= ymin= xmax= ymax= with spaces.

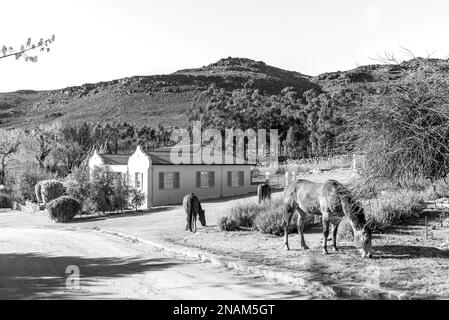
xmin=190 ymin=193 xmax=196 ymax=225
xmin=185 ymin=193 xmax=194 ymax=230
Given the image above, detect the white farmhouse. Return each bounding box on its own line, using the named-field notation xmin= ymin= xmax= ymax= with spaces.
xmin=88 ymin=145 xmax=256 ymax=209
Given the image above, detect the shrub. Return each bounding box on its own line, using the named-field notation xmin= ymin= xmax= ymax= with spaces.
xmin=219 ymin=200 xmax=260 ymax=231
xmin=348 ymin=69 xmax=449 ymax=183
xmin=65 ymin=167 xmax=91 ymax=202
xmin=129 ymin=188 xmax=145 ymax=211
xmin=111 ymin=178 xmax=130 ymax=212
xmin=81 ymin=198 xmax=98 ymax=215
xmin=63 ymin=180 xmax=83 ymax=201
xmin=40 ymin=180 xmax=64 ymax=204
xmin=363 ymin=190 xmax=427 ymax=231
xmin=348 ymin=177 xmax=428 ymax=232
xmin=0 ymin=194 xmax=12 ymax=208
xmin=17 ymin=167 xmax=53 ymax=202
xmin=254 ymin=202 xmax=298 ymax=236
xmin=46 ymin=196 xmax=81 ymax=223
xmin=219 ymin=216 xmax=239 ymax=231
xmin=88 ymin=166 xmax=131 ymax=213
xmin=220 ymin=197 xmax=314 ymax=235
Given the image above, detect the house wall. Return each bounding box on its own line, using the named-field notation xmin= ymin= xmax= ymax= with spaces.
xmin=127 ymin=147 xmax=152 ymax=209
xmin=151 ymin=164 xmax=255 ymax=206
xmin=89 ymin=148 xmax=256 ymax=209
xmin=88 ymin=151 xmax=104 ymax=177
xmin=221 ymin=165 xmax=255 ymax=198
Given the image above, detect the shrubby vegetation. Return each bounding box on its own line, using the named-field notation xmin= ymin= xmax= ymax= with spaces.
xmin=347 ymin=68 xmax=449 ymax=184
xmin=190 ymin=84 xmax=350 ymax=159
xmin=0 ymin=121 xmax=165 ymax=219
xmin=0 ymin=194 xmax=12 ymax=208
xmin=129 ymin=188 xmax=146 ymax=211
xmin=220 ymin=177 xmax=436 ymax=238
xmin=220 ymin=198 xmax=300 ymax=235
xmin=40 ymin=180 xmax=64 ymax=204
xmin=46 ymin=196 xmax=81 ymax=223
xmin=347 ymin=177 xmax=431 ymax=232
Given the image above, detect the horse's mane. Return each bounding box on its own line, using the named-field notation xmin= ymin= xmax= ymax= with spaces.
xmin=338 ymin=184 xmax=366 ymax=228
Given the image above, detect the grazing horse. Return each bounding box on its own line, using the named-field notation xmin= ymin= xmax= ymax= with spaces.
xmin=283 ymin=179 xmax=373 ymax=258
xmin=183 ymin=193 xmax=206 ymax=232
xmin=257 ymin=183 xmax=272 ymax=203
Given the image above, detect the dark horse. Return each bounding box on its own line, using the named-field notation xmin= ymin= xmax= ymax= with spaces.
xmin=283 ymin=179 xmax=373 ymax=258
xmin=183 ymin=193 xmax=206 ymax=232
xmin=257 ymin=183 xmax=272 ymax=203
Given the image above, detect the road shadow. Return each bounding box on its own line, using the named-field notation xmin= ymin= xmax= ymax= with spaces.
xmin=374 ymin=245 xmax=449 ymax=259
xmin=0 ymin=253 xmax=180 ymax=299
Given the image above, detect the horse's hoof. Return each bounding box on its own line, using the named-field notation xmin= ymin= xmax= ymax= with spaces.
xmin=323 ymin=250 xmax=329 ymax=255
xmin=284 ymin=246 xmax=290 ymax=251
xmin=300 ymin=246 xmax=309 ymax=250
xmin=333 ymin=248 xmax=339 ymax=252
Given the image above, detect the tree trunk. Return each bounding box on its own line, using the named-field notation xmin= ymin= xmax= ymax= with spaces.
xmin=0 ymin=156 xmax=6 ymax=185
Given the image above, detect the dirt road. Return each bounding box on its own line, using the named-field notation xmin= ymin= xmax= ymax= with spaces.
xmin=0 ymin=226 xmax=327 ymax=299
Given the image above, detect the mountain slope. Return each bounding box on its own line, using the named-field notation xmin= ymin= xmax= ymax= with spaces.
xmin=0 ymin=57 xmax=318 ymax=129
xmin=1 ymin=57 xmax=448 ymax=129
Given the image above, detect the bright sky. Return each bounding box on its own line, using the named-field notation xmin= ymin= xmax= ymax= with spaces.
xmin=1 ymin=0 xmax=449 ymax=92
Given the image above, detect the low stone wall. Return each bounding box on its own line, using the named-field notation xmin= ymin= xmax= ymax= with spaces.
xmin=17 ymin=201 xmax=47 ymax=215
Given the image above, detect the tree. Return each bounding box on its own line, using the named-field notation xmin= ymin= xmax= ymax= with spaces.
xmin=89 ymin=166 xmax=115 ymax=213
xmin=283 ymin=125 xmax=308 ymax=159
xmin=129 ymin=188 xmax=145 ymax=212
xmin=304 ymin=89 xmax=321 ymax=156
xmin=316 ymin=93 xmax=338 ymax=156
xmin=1 ymin=35 xmax=55 ymax=62
xmin=111 ymin=175 xmax=131 ymax=213
xmin=191 ymin=84 xmax=308 ymax=154
xmin=51 ymin=122 xmax=94 ymax=174
xmin=25 ymin=124 xmax=57 ymax=169
xmin=0 ymin=129 xmax=22 ymax=185
xmin=347 ymin=63 xmax=449 ymax=183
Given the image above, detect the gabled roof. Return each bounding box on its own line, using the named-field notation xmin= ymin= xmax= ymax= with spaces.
xmin=98 ymin=145 xmax=255 ymax=166
xmin=99 ymin=154 xmax=130 ymax=165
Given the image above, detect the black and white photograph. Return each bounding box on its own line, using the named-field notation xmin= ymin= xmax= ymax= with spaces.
xmin=1 ymin=0 xmax=449 ymax=308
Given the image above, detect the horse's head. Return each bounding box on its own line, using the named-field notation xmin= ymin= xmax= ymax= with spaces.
xmin=198 ymin=209 xmax=206 ymax=227
xmin=354 ymin=224 xmax=373 ymax=258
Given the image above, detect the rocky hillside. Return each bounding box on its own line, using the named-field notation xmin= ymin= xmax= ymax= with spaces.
xmin=0 ymin=57 xmax=318 ymax=129
xmin=1 ymin=57 xmax=448 ymax=129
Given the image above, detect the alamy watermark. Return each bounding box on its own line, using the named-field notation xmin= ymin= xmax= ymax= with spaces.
xmin=65 ymin=265 xmax=80 ymax=290
xmin=170 ymin=121 xmax=279 ymax=168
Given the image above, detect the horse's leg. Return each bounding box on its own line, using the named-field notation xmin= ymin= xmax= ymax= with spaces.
xmin=193 ymin=214 xmax=197 ymax=232
xmin=185 ymin=211 xmax=190 ymax=230
xmin=322 ymin=218 xmax=330 ymax=254
xmin=189 ymin=211 xmax=194 ymax=232
xmin=296 ymin=208 xmax=309 ymax=250
xmin=332 ymin=221 xmax=341 ymax=252
xmin=284 ymin=204 xmax=294 ymax=251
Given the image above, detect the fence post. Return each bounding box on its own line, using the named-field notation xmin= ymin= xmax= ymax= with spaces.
xmin=285 ymin=172 xmax=290 ymax=187
xmin=265 ymin=172 xmax=270 ymax=186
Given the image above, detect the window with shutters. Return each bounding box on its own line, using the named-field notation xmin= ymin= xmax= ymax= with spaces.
xmin=228 ymin=171 xmax=244 ymax=187
xmin=159 ymin=171 xmax=180 ymax=190
xmin=196 ymin=171 xmax=215 ymax=188
xmin=135 ymin=172 xmax=142 ymax=189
